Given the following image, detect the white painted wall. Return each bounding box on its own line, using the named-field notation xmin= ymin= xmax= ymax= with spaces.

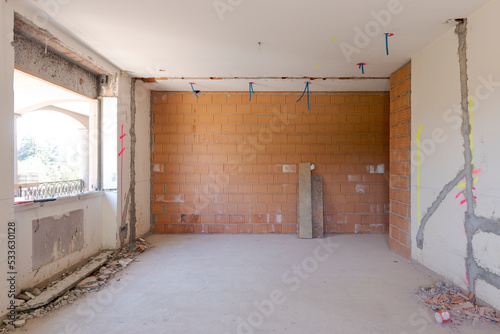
xmin=411 ymin=0 xmax=500 ymax=310
xmin=102 ymin=190 xmax=118 ymax=249
xmin=102 ymin=97 xmax=118 ymax=190
xmin=467 ymin=0 xmax=500 ymax=221
xmin=411 ymin=27 xmax=468 ymax=284
xmin=466 ymin=0 xmax=500 ymax=309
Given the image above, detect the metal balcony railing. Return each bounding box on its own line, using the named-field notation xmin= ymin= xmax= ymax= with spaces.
xmin=15 ymin=179 xmax=85 ymax=200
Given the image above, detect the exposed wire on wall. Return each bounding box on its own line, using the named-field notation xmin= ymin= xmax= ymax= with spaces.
xmin=385 ymin=33 xmax=394 ymax=55
xmin=189 ymin=82 xmax=199 ymax=98
xmin=249 ymin=82 xmax=255 ymax=101
xmin=357 ymin=63 xmax=366 ymax=74
xmin=296 ymin=82 xmax=310 ymax=110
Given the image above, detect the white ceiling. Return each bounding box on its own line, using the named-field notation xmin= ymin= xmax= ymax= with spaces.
xmin=22 ymin=0 xmax=491 ymax=91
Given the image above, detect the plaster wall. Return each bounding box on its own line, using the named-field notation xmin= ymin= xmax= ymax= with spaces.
xmin=411 ymin=0 xmax=500 ymax=310
xmin=134 ymin=81 xmax=152 ymax=236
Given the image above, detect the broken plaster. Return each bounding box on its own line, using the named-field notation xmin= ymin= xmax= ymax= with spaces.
xmin=128 ymin=79 xmax=137 ymax=243
xmin=415 ymin=19 xmax=500 ymax=294
xmin=13 ymin=32 xmax=99 ymax=98
xmin=32 ymin=210 xmax=84 ymax=271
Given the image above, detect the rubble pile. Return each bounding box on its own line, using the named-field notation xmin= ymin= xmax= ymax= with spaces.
xmin=418 ymin=282 xmax=500 ymax=325
xmin=0 ymin=238 xmax=150 ymax=332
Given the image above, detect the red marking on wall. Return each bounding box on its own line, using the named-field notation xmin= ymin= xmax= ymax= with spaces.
xmin=472 ymin=169 xmax=482 ymax=176
xmin=460 ymin=196 xmax=477 ymax=206
xmin=456 ymin=169 xmax=482 ymax=205
xmin=118 ymin=124 xmax=126 ymax=219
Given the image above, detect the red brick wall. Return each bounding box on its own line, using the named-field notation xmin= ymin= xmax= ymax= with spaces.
xmin=151 ymin=92 xmax=390 ymax=234
xmin=389 ymin=63 xmax=412 ymax=258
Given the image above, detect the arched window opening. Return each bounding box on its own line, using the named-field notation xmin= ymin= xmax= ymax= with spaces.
xmin=14 ymin=70 xmax=97 ymax=201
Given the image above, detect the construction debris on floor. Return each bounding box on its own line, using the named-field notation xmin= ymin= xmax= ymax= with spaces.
xmin=0 ymin=238 xmax=151 ymax=332
xmin=417 ymin=282 xmax=500 ymax=326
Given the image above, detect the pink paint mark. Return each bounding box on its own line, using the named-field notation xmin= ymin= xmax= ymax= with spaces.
xmin=466 ymin=274 xmax=469 ymax=285
xmin=387 ymin=33 xmax=395 ymax=37
xmin=456 ymin=181 xmax=479 ymax=204
xmin=119 ymin=125 xmax=126 ymax=219
xmin=472 ymin=169 xmax=482 ymax=175
xmin=459 ymin=196 xmax=477 ymax=205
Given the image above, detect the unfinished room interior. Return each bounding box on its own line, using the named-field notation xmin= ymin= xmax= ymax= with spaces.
xmin=1 ymin=0 xmax=500 ymax=333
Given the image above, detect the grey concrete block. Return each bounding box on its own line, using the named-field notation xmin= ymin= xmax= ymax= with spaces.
xmin=312 ymin=174 xmax=324 ymax=238
xmin=298 ymin=162 xmax=312 ymax=239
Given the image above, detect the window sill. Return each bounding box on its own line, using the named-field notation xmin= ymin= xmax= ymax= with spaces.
xmin=13 ymin=191 xmax=103 ymax=212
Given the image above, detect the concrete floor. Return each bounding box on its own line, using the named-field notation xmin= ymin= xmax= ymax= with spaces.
xmin=20 ymin=234 xmax=500 ymax=334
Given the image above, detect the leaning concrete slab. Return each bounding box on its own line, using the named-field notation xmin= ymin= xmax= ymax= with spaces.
xmin=17 ymin=251 xmax=113 ymax=311
xmin=312 ymin=174 xmax=324 ymax=238
xmin=298 ymin=162 xmax=312 ymax=239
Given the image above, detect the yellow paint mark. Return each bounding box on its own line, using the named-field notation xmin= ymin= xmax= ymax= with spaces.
xmin=458 ymin=177 xmax=478 ymax=188
xmin=331 ymin=38 xmax=336 ymax=41
xmin=316 ymin=65 xmax=321 ymax=67
xmin=470 ymin=96 xmax=473 ymax=163
xmin=417 ymin=125 xmax=423 ymax=227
